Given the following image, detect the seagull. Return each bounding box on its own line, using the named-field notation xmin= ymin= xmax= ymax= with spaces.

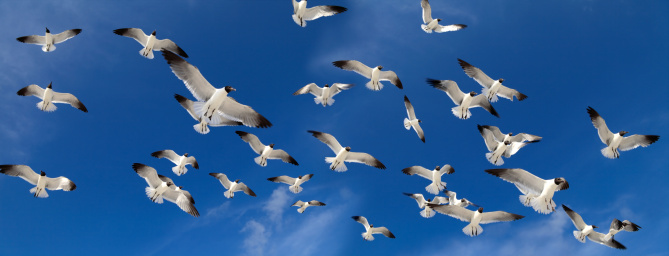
xmin=477 ymin=125 xmax=542 ymax=144
xmin=426 ymin=78 xmax=499 ymax=119
xmin=0 ymin=165 xmax=76 ymax=198
xmin=293 ymin=83 xmax=354 ymax=107
xmin=403 ymin=193 xmax=449 ymax=218
xmin=403 ymin=96 xmax=425 ymax=143
xmin=430 ymin=205 xmax=524 ymax=237
xmin=486 ymin=168 xmax=569 ymax=214
xmin=562 ymin=205 xmax=603 ymax=243
xmin=17 ymin=82 xmax=87 ymax=112
xmin=587 ymin=106 xmax=660 ymax=159
xmin=162 ymin=51 xmax=272 ymax=128
xmin=209 ymin=173 xmax=256 ymax=199
xmin=478 ymin=125 xmax=537 ymax=166
xmin=292 ymin=0 xmax=347 ymax=27
xmin=333 ymin=60 xmax=403 ymax=91
xmin=458 ymin=59 xmax=527 ymax=102
xmin=267 ymin=174 xmax=313 ymax=193
xmin=307 ymin=130 xmax=386 ymax=172
xmin=401 ymin=165 xmax=455 ymax=194
xmin=292 ymin=200 xmax=326 ymax=213
xmin=443 ymin=190 xmax=479 ymax=208
xmin=16 ymin=28 xmax=81 ymax=52
xmin=235 ymin=131 xmax=299 ymax=167
xmin=150 ymin=149 xmax=199 ymax=176
xmin=113 ymin=28 xmax=188 ymax=59
xmin=352 ymin=216 xmax=395 ymax=241
xmin=420 ymin=0 xmax=467 ymax=33
xmin=174 ymin=94 xmax=242 ymax=134
xmin=132 ymin=163 xmax=174 ymax=203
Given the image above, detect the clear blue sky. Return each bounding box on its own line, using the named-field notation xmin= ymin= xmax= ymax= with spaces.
xmin=0 ymin=1 xmax=667 ymax=255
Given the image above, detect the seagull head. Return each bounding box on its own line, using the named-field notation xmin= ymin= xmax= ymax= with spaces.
xmin=477 ymin=207 xmax=484 ymax=213
xmin=225 ymin=86 xmax=236 ymax=93
xmin=498 ymin=78 xmax=504 ymax=83
xmin=45 ymin=27 xmax=50 ymax=33
xmin=47 ymin=82 xmax=53 ymax=89
xmin=269 ymin=144 xmax=275 ymax=148
xmin=469 ymin=91 xmax=477 ymax=96
xmin=184 ymin=153 xmax=189 ymax=157
xmin=376 ymin=66 xmax=383 ymax=70
xmin=435 ymin=166 xmax=441 ymax=171
xmin=40 ymin=171 xmax=46 ymax=176
xmin=619 ymin=131 xmax=629 ymax=136
xmin=345 ymin=146 xmax=351 ymax=151
xmin=151 ymin=30 xmax=156 ymax=36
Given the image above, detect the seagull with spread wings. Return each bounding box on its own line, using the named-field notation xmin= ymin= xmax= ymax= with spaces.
xmin=113 ymin=28 xmax=188 ymax=59
xmin=17 ymin=27 xmax=81 ymax=52
xmin=458 ymin=59 xmax=527 ymax=102
xmin=478 ymin=125 xmax=537 ymax=166
xmin=292 ymin=0 xmax=347 ymax=27
xmin=587 ymin=106 xmax=659 ymax=159
xmin=293 ymin=83 xmax=354 ymax=107
xmin=0 ymin=165 xmax=76 ymax=198
xmin=209 ymin=173 xmax=256 ymax=199
xmin=235 ymin=131 xmax=298 ymax=167
xmin=401 ymin=165 xmax=455 ymax=194
xmin=486 ymin=168 xmax=569 ymax=214
xmin=403 ymin=193 xmax=449 ymax=218
xmin=307 ymin=130 xmax=386 ymax=172
xmin=267 ymin=174 xmax=313 ymax=194
xmin=430 ymin=205 xmax=524 ymax=237
xmin=174 ymin=94 xmax=242 ymax=134
xmin=333 ymin=60 xmax=402 ymax=91
xmin=420 ymin=0 xmax=467 ymax=33
xmin=352 ymin=216 xmax=395 ymax=241
xmin=17 ymin=82 xmax=87 ymax=113
xmin=150 ymin=149 xmax=199 ymax=176
xmin=292 ymin=200 xmax=326 ymax=213
xmin=403 ymin=96 xmax=425 ymax=143
xmin=426 ymin=78 xmax=498 ymax=119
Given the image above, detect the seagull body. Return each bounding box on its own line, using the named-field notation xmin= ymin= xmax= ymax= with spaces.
xmin=486 ymin=168 xmax=569 ymax=214
xmin=403 ymin=193 xmax=449 ymax=218
xmin=293 ymin=83 xmax=354 ymax=106
xmin=267 ymin=174 xmax=313 ymax=193
xmin=401 ymin=165 xmax=455 ymax=194
xmin=292 ymin=0 xmax=347 ymax=27
xmin=427 ymin=79 xmax=498 ymax=119
xmin=0 ymin=165 xmax=76 ymax=198
xmin=443 ymin=190 xmax=479 ymax=208
xmin=17 ymin=82 xmax=88 ymax=113
xmin=420 ymin=0 xmax=467 ymax=33
xmin=235 ymin=131 xmax=298 ymax=167
xmin=431 ymin=206 xmax=524 ymax=237
xmin=403 ymin=96 xmax=425 ymax=142
xmin=333 ymin=60 xmax=402 ymax=91
xmin=113 ymin=28 xmax=188 ymax=59
xmin=210 ymin=173 xmax=256 ymax=199
xmin=458 ymin=59 xmax=527 ymax=102
xmin=174 ymin=94 xmax=243 ymax=134
xmin=478 ymin=125 xmax=536 ymax=165
xmin=162 ymin=51 xmax=272 ymax=128
xmin=151 ymin=150 xmax=199 ymax=176
xmin=17 ymin=28 xmax=81 ymax=52
xmin=292 ymin=200 xmax=325 ymax=213
xmin=587 ymin=107 xmax=659 ymax=159
xmin=352 ymin=216 xmax=395 ymax=241
xmin=477 ymin=125 xmax=542 ymax=144
xmin=307 ymin=130 xmax=386 ymax=172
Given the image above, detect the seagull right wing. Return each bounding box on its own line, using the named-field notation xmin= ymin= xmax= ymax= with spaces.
xmin=458 ymin=59 xmax=495 ymax=88
xmin=426 ymin=79 xmax=464 ymax=105
xmin=113 ymin=28 xmax=149 ymax=46
xmin=151 ymin=150 xmax=181 ymax=164
xmin=485 ymin=168 xmax=546 ymax=195
xmin=479 ymin=211 xmax=525 ymax=224
xmin=431 ymin=204 xmax=473 ymax=222
xmin=421 ymin=0 xmax=433 ymax=23
xmin=401 ymin=166 xmax=433 ymax=180
xmin=162 ymin=51 xmax=216 ymax=101
xmin=562 ymin=205 xmax=587 ymax=230
xmin=209 ymin=173 xmax=232 ymax=189
xmin=0 ymin=165 xmax=40 ymax=185
xmin=332 ymin=60 xmax=373 ymax=79
xmin=307 ymin=130 xmax=343 ymax=153
xmin=587 ymin=231 xmax=626 ymax=250
xmin=268 ymin=175 xmax=296 ymax=185
xmin=587 ymin=107 xmax=614 ymax=145
xmin=235 ymin=131 xmax=265 ymax=154
xmin=16 ymin=84 xmax=45 ymax=99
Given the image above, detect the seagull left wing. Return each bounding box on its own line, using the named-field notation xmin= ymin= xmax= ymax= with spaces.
xmin=346 ymin=152 xmax=386 ymax=169
xmin=52 ymin=92 xmax=88 ymax=112
xmin=162 ymin=51 xmax=215 ymax=101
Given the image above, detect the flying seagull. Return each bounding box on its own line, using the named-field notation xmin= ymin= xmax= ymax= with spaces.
xmin=430 ymin=205 xmax=524 ymax=237
xmin=587 ymin=106 xmax=660 ymax=159
xmin=150 ymin=149 xmax=199 ymax=176
xmin=17 ymin=82 xmax=87 ymax=112
xmin=477 ymin=125 xmax=542 ymax=144
xmin=403 ymin=193 xmax=449 ymax=218
xmin=352 ymin=216 xmax=395 ymax=241
xmin=307 ymin=130 xmax=386 ymax=172
xmin=292 ymin=0 xmax=347 ymax=27
xmin=174 ymin=94 xmax=242 ymax=134
xmin=292 ymin=200 xmax=326 ymax=213
xmin=267 ymin=174 xmax=313 ymax=193
xmin=162 ymin=51 xmax=272 ymax=128
xmin=478 ymin=125 xmax=537 ymax=166
xmin=0 ymin=165 xmax=76 ymax=198
xmin=235 ymin=131 xmax=298 ymax=167
xmin=293 ymin=83 xmax=354 ymax=107
xmin=333 ymin=60 xmax=403 ymax=91
xmin=426 ymin=79 xmax=498 ymax=119
xmin=401 ymin=165 xmax=455 ymax=195
xmin=113 ymin=28 xmax=188 ymax=59
xmin=420 ymin=0 xmax=467 ymax=33
xmin=16 ymin=28 xmax=81 ymax=52
xmin=209 ymin=173 xmax=256 ymax=199
xmin=443 ymin=190 xmax=479 ymax=208
xmin=486 ymin=168 xmax=569 ymax=214
xmin=403 ymin=96 xmax=425 ymax=143
xmin=458 ymin=59 xmax=527 ymax=102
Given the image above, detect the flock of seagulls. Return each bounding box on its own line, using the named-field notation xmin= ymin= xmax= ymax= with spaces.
xmin=2 ymin=0 xmax=661 ymax=250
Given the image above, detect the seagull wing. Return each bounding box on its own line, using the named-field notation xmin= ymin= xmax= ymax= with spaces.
xmin=218 ymin=97 xmax=272 ymax=128
xmin=303 ymin=5 xmax=347 ymax=21
xmin=332 ymin=60 xmax=373 ymax=79
xmin=268 ymin=149 xmax=299 ymax=165
xmin=235 ymin=131 xmax=265 ymax=154
xmin=371 ymin=227 xmax=395 ymax=238
xmin=16 ymin=84 xmax=45 ymax=98
xmin=401 ymin=166 xmax=433 ymax=180
xmin=485 ymin=168 xmax=545 ymax=195
xmin=0 ymin=165 xmax=40 ymax=185
xmin=404 ymin=96 xmax=417 ymax=119
xmin=209 ymin=173 xmax=232 ymax=189
xmin=267 ymin=175 xmax=296 ymax=185
xmin=618 ymin=135 xmax=660 ymax=151
xmin=293 ymin=83 xmax=321 ymax=97
xmin=479 ymin=211 xmax=525 ymax=224
xmin=113 ymin=28 xmax=148 ymax=46
xmin=346 ymin=152 xmax=386 ymax=169
xmin=132 ymin=163 xmax=164 ymax=188
xmin=307 ymin=130 xmax=343 ymax=153
xmin=162 ymin=51 xmax=215 ymax=101
xmin=44 ymin=176 xmax=76 ymax=191
xmin=52 ymin=92 xmax=87 ymax=112
xmin=16 ymin=35 xmax=46 ymax=45
xmin=151 ymin=150 xmax=181 ymax=164
xmin=587 ymin=107 xmax=614 ymax=145
xmin=154 ymin=39 xmax=188 ymax=58
xmin=163 ymin=188 xmax=200 ymax=217
xmin=421 ymin=0 xmax=433 ymax=23
xmin=379 ymin=70 xmax=403 ymax=89
xmin=587 ymin=231 xmax=626 ymax=250
xmin=458 ymin=59 xmax=495 ymax=88
xmin=426 ymin=79 xmax=464 ymax=105
xmin=470 ymin=95 xmax=500 ymax=117
xmin=53 ymin=29 xmax=82 ymax=44
xmin=562 ymin=205 xmax=587 ymax=230
xmin=496 ymin=85 xmax=528 ymax=101
xmin=431 ymin=204 xmax=473 ymax=222
xmin=478 ymin=125 xmax=500 ymax=151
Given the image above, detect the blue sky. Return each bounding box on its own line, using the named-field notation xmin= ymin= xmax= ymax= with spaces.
xmin=0 ymin=0 xmax=667 ymax=255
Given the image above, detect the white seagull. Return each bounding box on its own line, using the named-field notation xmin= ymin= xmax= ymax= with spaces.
xmin=403 ymin=193 xmax=449 ymax=218
xmin=235 ymin=131 xmax=299 ymax=167
xmin=17 ymin=82 xmax=88 ymax=113
xmin=209 ymin=173 xmax=256 ymax=199
xmin=162 ymin=51 xmax=272 ymax=128
xmin=113 ymin=28 xmax=188 ymax=59
xmin=478 ymin=125 xmax=537 ymax=166
xmin=401 ymin=165 xmax=455 ymax=195
xmin=292 ymin=0 xmax=347 ymax=27
xmin=426 ymin=78 xmax=499 ymax=119
xmin=477 ymin=125 xmax=542 ymax=144
xmin=17 ymin=28 xmax=81 ymax=52
xmin=150 ymin=149 xmax=199 ymax=176
xmin=443 ymin=190 xmax=479 ymax=208
xmin=333 ymin=60 xmax=403 ymax=91
xmin=403 ymin=96 xmax=425 ymax=143
xmin=486 ymin=168 xmax=569 ymax=214
xmin=174 ymin=94 xmax=243 ymax=134
xmin=458 ymin=59 xmax=527 ymax=102
xmin=293 ymin=83 xmax=354 ymax=107
xmin=430 ymin=205 xmax=524 ymax=237
xmin=308 ymin=130 xmax=386 ymax=172
xmin=0 ymin=165 xmax=76 ymax=198
xmin=587 ymin=106 xmax=660 ymax=159
xmin=267 ymin=174 xmax=313 ymax=194
xmin=352 ymin=216 xmax=395 ymax=241
xmin=420 ymin=0 xmax=467 ymax=33
xmin=562 ymin=205 xmax=603 ymax=244
xmin=292 ymin=200 xmax=326 ymax=213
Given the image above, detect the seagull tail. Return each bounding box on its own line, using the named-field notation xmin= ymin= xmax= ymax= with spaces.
xmin=42 ymin=44 xmax=55 ymax=52
xmin=573 ymin=230 xmax=587 ymax=243
xmin=140 ymin=48 xmax=154 ymax=59
xmin=462 ymin=223 xmax=483 ymax=237
xmin=29 ymin=187 xmax=49 ymax=198
xmin=37 ymin=101 xmax=57 ymax=112
xmin=289 ymin=185 xmax=302 ymax=194
xmin=420 ymin=207 xmax=436 ymax=218
xmin=421 ymin=24 xmax=432 ymax=33
xmin=529 ymin=195 xmax=556 ymax=214
xmin=601 ymin=147 xmax=618 ymax=159
xmin=365 ymin=81 xmax=383 ymax=91
xmin=254 ymin=156 xmax=267 ymax=167
xmin=145 ymin=187 xmax=163 ymax=204
xmin=404 ymin=118 xmax=411 ymax=130
xmin=193 ymin=121 xmax=210 ymax=134
xmin=451 ymin=106 xmax=471 ymax=120
xmin=485 ymin=152 xmax=504 ymax=166
xmin=224 ymin=190 xmax=234 ymax=199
